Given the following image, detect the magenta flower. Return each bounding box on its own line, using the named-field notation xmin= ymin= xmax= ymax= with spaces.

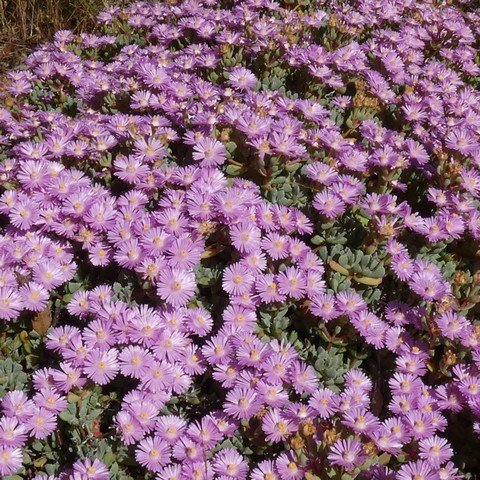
xmin=418 ymin=435 xmax=454 ymax=468
xmin=327 ymin=438 xmax=367 ymax=471
xmin=212 ymin=448 xmax=248 ymax=479
xmin=222 ymin=263 xmax=255 ymax=296
xmin=224 ymin=387 xmax=261 ymax=420
xmin=72 ymin=458 xmax=109 ymax=480
xmin=83 ymin=348 xmax=119 ymax=385
xmin=27 ymin=407 xmax=57 ymax=439
xmin=396 ymin=460 xmax=436 ymax=480
xmin=157 ymin=267 xmax=196 ymax=306
xmin=192 ymin=137 xmax=227 ymax=167
xmin=309 ymin=388 xmax=338 ymax=419
xmin=0 ymin=447 xmax=23 ymax=476
xmin=230 ymin=222 xmax=262 ymax=254
xmin=135 ymin=436 xmax=171 ymax=472
xmin=0 ymin=287 xmax=24 ymax=320
xmin=262 ymin=408 xmax=294 ymax=443
xmin=275 ymin=452 xmax=305 ymax=480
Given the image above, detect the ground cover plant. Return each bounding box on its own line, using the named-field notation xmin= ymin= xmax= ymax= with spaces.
xmin=0 ymin=0 xmax=480 ymax=478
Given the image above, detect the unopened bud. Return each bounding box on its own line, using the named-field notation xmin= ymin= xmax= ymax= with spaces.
xmin=290 ymin=434 xmax=305 ymax=451
xmin=302 ymin=422 xmax=316 ymax=437
xmin=454 ymin=271 xmax=468 ymax=286
xmin=322 ymin=428 xmax=339 ymax=445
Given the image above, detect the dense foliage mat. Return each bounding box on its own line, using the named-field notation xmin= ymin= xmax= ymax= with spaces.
xmin=0 ymin=0 xmax=480 ymax=478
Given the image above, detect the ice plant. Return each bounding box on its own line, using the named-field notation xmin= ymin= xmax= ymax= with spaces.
xmin=0 ymin=0 xmax=480 ymax=478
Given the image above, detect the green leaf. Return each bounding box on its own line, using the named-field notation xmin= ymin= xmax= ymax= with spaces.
xmin=68 ymin=282 xmax=83 ymax=293
xmin=329 ymin=260 xmax=350 ymax=276
xmin=354 ymin=275 xmax=383 ymax=286
xmin=225 ymin=164 xmax=246 ymax=176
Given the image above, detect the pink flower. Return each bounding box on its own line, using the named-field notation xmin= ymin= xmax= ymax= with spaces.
xmin=0 ymin=287 xmax=24 ymax=320
xmin=222 ymin=263 xmax=255 ymax=296
xmin=327 ymin=438 xmax=367 ymax=471
xmin=224 ymin=387 xmax=261 ymax=420
xmin=83 ymin=348 xmax=119 ymax=385
xmin=157 ymin=267 xmax=196 ymax=306
xmin=230 ymin=222 xmax=262 ymax=254
xmin=212 ymin=448 xmax=248 ymax=479
xmin=192 ymin=137 xmax=227 ymax=167
xmin=262 ymin=408 xmax=294 ymax=443
xmin=0 ymin=447 xmax=23 ymax=476
xmin=135 ymin=436 xmax=171 ymax=472
xmin=418 ymin=435 xmax=454 ymax=468
xmin=28 ymin=407 xmax=57 ymax=439
xmin=309 ymin=388 xmax=338 ymax=419
xmin=72 ymin=458 xmax=110 ymax=480
xmin=115 ymin=411 xmax=144 ymax=445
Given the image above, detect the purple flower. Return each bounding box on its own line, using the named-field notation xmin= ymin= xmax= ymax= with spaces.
xmin=0 ymin=417 xmax=27 ymax=447
xmin=396 ymin=460 xmax=436 ymax=480
xmin=72 ymin=458 xmax=109 ymax=480
xmin=27 ymin=407 xmax=57 ymax=439
xmin=135 ymin=436 xmax=171 ymax=472
xmin=224 ymin=387 xmax=261 ymax=420
xmin=157 ymin=268 xmax=196 ymax=306
xmin=222 ymin=263 xmax=255 ymax=296
xmin=192 ymin=137 xmax=227 ymax=167
xmin=0 ymin=447 xmax=23 ymax=476
xmin=276 ymin=266 xmax=307 ymax=299
xmin=313 ymin=191 xmax=346 ymax=218
xmin=228 ymin=67 xmax=258 ymax=90
xmin=327 ymin=438 xmax=367 ymax=471
xmin=83 ymin=348 xmax=119 ymax=385
xmin=0 ymin=287 xmax=24 ymax=320
xmin=418 ymin=435 xmax=454 ymax=468
xmin=211 ymin=448 xmax=248 ymax=479
xmin=262 ymin=408 xmax=294 ymax=443
xmin=230 ymin=222 xmax=262 ymax=254
xmin=275 ymin=452 xmax=304 ymax=480
xmin=435 ymin=311 xmax=469 ymax=340
xmin=445 ymin=128 xmax=478 ymax=155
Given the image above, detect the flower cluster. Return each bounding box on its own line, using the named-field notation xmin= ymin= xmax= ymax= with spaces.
xmin=1 ymin=0 xmax=480 ymax=478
